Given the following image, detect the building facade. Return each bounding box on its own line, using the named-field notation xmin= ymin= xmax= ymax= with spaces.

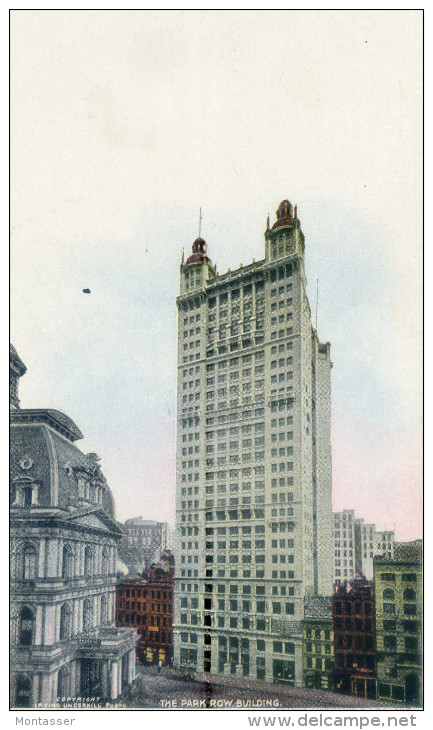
xmin=332 ymin=577 xmax=376 ymax=699
xmin=333 ymin=510 xmax=356 ymax=585
xmin=173 ymin=200 xmax=334 ymax=685
xmin=10 ymin=345 xmax=137 ymax=709
xmin=116 ymin=550 xmax=174 ymax=666
xmin=118 ymin=517 xmax=173 ymax=573
xmin=374 ymin=541 xmax=422 ymax=705
xmin=333 ymin=511 xmax=395 ymax=584
xmin=302 ymin=597 xmax=334 ymax=691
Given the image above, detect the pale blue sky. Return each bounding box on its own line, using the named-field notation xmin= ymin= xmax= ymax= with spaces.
xmin=11 ymin=10 xmax=422 ymax=538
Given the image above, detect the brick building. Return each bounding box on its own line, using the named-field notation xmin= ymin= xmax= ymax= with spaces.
xmin=116 ymin=550 xmax=174 ymax=666
xmin=374 ymin=541 xmax=422 ymax=705
xmin=333 ymin=576 xmax=376 ymax=699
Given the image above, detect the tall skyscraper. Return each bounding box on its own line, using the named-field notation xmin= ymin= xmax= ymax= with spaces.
xmin=173 ymin=200 xmax=333 ymax=685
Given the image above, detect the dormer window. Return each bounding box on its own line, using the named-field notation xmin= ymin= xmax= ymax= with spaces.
xmin=11 ymin=479 xmax=39 ymax=508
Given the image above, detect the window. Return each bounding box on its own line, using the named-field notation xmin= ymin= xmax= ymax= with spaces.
xmin=22 ymin=546 xmax=37 ymax=580
xmin=101 ymin=595 xmax=108 ymax=624
xmin=404 ymin=637 xmax=418 ymax=651
xmin=19 ymin=606 xmax=34 ymax=646
xmin=403 ymin=620 xmax=418 ymax=633
xmin=403 ymin=604 xmax=416 ymax=616
xmin=84 ymin=547 xmax=93 ymax=579
xmin=380 ymin=573 xmax=396 ymax=581
xmin=403 ymin=589 xmax=416 ymax=600
xmin=23 ymin=487 xmax=33 ymax=508
xmin=59 ymin=604 xmax=71 ymax=640
xmin=83 ymin=599 xmax=92 ymax=631
xmin=383 ymin=635 xmax=397 ymax=650
xmin=383 ymin=588 xmax=395 ymax=600
xmin=102 ymin=548 xmax=110 ymax=576
xmin=62 ymin=545 xmax=72 ymax=580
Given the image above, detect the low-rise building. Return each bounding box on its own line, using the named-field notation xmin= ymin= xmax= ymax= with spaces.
xmin=302 ymin=597 xmax=334 ymax=691
xmin=116 ymin=550 xmax=174 ymax=666
xmin=333 ymin=576 xmax=376 ymax=700
xmin=374 ymin=541 xmax=422 ymax=706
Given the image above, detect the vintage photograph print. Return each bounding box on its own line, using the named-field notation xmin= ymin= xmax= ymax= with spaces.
xmin=10 ymin=10 xmax=422 ymax=711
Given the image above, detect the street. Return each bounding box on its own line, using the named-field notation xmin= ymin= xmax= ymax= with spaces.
xmin=125 ymin=666 xmax=386 ymax=710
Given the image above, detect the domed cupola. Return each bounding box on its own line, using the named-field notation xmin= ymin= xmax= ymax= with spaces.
xmin=265 ymin=199 xmax=303 ymax=262
xmin=180 ymin=233 xmax=217 ymax=295
xmin=271 ymin=200 xmax=295 ymax=231
xmin=184 ymin=237 xmax=210 ymax=266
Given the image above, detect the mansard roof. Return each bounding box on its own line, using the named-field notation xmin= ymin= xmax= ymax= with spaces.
xmin=10 ymin=408 xmax=84 ymax=441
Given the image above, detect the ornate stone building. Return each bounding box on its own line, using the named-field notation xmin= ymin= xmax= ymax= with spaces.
xmin=174 ymin=200 xmax=334 ymax=685
xmin=302 ymin=597 xmax=334 ymax=691
xmin=10 ymin=345 xmax=137 ymax=708
xmin=374 ymin=541 xmax=422 ymax=705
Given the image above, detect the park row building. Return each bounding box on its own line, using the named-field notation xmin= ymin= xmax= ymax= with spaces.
xmin=173 ymin=199 xmax=334 ymax=685
xmin=10 ymin=345 xmax=137 ymax=708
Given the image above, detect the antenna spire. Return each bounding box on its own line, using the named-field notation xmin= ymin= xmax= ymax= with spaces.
xmin=198 ymin=207 xmax=202 ymax=238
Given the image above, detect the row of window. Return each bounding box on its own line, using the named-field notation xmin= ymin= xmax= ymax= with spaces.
xmin=16 ymin=597 xmax=109 ymax=646
xmin=18 ymin=543 xmax=111 ymax=581
xmin=182 ymin=314 xmax=201 ymax=325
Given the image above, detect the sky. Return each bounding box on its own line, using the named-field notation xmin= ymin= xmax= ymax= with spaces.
xmin=10 ymin=10 xmax=422 ymax=539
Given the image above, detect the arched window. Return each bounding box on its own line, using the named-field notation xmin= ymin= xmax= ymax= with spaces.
xmin=102 ymin=547 xmax=109 ymax=576
xmin=15 ymin=675 xmax=32 ymax=708
xmin=403 ymin=588 xmax=416 ymax=601
xmin=383 ymin=588 xmax=395 ymax=600
xmin=101 ymin=594 xmax=108 ymax=624
xmin=59 ymin=604 xmax=71 ymax=641
xmin=62 ymin=545 xmax=72 ymax=580
xmin=22 ymin=546 xmax=37 ymax=580
xmin=57 ymin=665 xmax=70 ymax=700
xmin=83 ymin=599 xmax=92 ymax=632
xmin=19 ymin=606 xmax=34 ymax=646
xmin=84 ymin=547 xmax=93 ymax=579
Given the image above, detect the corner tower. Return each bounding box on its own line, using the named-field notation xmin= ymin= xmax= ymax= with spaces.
xmin=180 ymin=237 xmax=217 ymax=296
